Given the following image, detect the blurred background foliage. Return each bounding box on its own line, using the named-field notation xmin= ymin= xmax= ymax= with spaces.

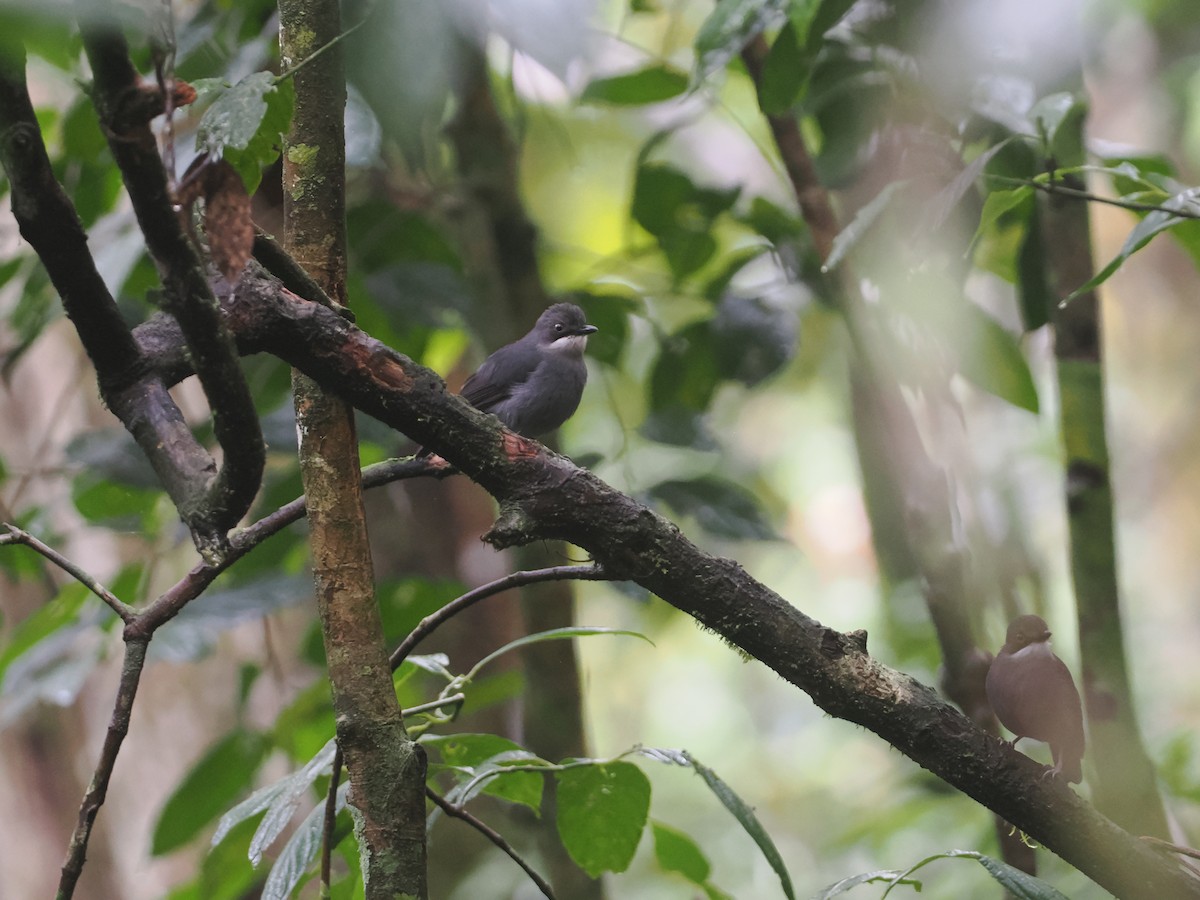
xmin=1 ymin=0 xmax=1200 ymax=897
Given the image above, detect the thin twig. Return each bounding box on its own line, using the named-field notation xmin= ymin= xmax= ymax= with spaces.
xmin=321 ymin=743 xmax=344 ymax=892
xmin=274 ymin=12 xmax=371 ymax=84
xmin=426 ymin=786 xmax=557 ymax=900
xmin=57 ymin=637 xmax=149 ymax=899
xmin=989 ymin=174 xmax=1200 ymax=219
xmin=389 ymin=564 xmax=611 ymax=670
xmin=0 ymin=523 xmax=136 ymax=624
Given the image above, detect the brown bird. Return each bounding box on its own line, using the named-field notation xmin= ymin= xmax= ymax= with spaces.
xmin=985 ymin=615 xmax=1086 ymax=783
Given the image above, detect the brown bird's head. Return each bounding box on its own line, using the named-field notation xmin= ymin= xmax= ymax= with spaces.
xmin=1003 ymin=614 xmax=1052 ymax=652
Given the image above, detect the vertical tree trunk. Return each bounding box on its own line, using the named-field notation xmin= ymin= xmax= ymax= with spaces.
xmin=280 ymin=1 xmax=428 ymax=895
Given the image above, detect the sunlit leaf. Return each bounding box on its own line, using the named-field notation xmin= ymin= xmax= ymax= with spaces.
xmin=556 ymin=762 xmax=650 ymax=877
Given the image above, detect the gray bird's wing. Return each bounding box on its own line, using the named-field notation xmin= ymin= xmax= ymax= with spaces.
xmin=460 ymin=345 xmax=538 ymax=413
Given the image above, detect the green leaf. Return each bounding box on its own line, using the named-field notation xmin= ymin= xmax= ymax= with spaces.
xmin=195 ymin=72 xmax=294 ymax=192
xmin=556 ymin=762 xmax=650 ymax=877
xmin=260 ymin=781 xmax=349 ymax=900
xmin=71 ymin=478 xmax=161 ymax=527
xmin=152 ymin=731 xmax=269 ymax=855
xmin=581 ymin=65 xmax=689 ymax=105
xmin=424 ymin=734 xmax=546 ymax=814
xmin=231 ymin=76 xmax=294 ymax=194
xmin=805 ymin=0 xmax=858 ymax=45
xmin=824 ymin=180 xmax=908 ymax=271
xmin=970 ymin=186 xmax=1033 ymax=252
xmin=167 ymin=817 xmax=264 ymax=900
xmin=652 ymin=820 xmax=711 ymax=884
xmin=649 ymin=476 xmax=776 ymax=540
xmin=957 ymin=305 xmax=1039 ymax=413
xmin=758 ymin=20 xmax=804 ymax=114
xmin=813 ymin=869 xmax=920 ymax=898
xmin=1030 ymin=92 xmax=1086 ymax=167
xmin=649 ymin=320 xmax=720 ymax=413
xmin=694 ymin=0 xmax=791 ymax=84
xmin=0 ymin=583 xmax=92 ymax=687
xmin=197 ymin=72 xmax=278 ymax=153
xmin=655 ymin=750 xmax=797 ymax=900
xmin=1064 ymin=185 xmax=1200 ymax=303
xmin=632 ymin=164 xmax=699 ymax=236
xmin=848 ymin=850 xmax=1069 ymax=900
xmin=211 ymin=738 xmax=337 ymax=855
xmin=1015 ymin=199 xmax=1053 ymax=331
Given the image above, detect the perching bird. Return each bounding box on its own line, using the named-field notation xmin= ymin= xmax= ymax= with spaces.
xmin=986 ymin=614 xmax=1086 ymax=783
xmin=419 ymin=302 xmax=597 ymax=456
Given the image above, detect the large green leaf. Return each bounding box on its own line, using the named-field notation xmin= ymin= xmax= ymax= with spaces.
xmin=152 ymin=730 xmax=269 ymax=855
xmin=757 ymin=20 xmax=804 ymax=114
xmin=556 ymin=762 xmax=650 ymax=877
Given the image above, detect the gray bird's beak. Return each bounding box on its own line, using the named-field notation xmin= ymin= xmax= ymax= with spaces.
xmin=576 ymin=324 xmax=599 ymax=335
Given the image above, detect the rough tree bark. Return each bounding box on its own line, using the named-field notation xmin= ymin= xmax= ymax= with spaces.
xmin=279 ymin=1 xmax=427 ymax=895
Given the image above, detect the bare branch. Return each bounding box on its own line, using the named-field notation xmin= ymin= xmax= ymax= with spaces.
xmin=80 ymin=20 xmax=264 ymax=549
xmin=426 ymin=786 xmax=557 ymax=900
xmin=0 ymin=524 xmax=136 ymax=624
xmin=57 ymin=638 xmax=149 ymax=899
xmin=390 ymin=564 xmax=612 ymax=670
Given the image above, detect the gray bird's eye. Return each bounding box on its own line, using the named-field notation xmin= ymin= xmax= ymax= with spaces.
xmin=554 ymin=323 xmax=564 ymax=332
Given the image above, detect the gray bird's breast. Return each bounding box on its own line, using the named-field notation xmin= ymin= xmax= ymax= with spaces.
xmin=495 ymin=358 xmax=588 ymax=437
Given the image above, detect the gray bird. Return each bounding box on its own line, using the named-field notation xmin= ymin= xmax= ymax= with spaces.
xmin=420 ymin=302 xmax=597 ymax=455
xmin=986 ymin=614 xmax=1086 ymax=783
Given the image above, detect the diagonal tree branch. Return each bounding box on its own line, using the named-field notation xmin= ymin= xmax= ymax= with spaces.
xmin=0 ymin=40 xmax=237 ymax=557
xmin=80 ymin=17 xmax=264 ymax=550
xmin=0 ymin=524 xmax=136 ymax=623
xmin=57 ymin=637 xmax=148 ymax=899
xmin=120 ymin=267 xmax=1198 ymax=900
